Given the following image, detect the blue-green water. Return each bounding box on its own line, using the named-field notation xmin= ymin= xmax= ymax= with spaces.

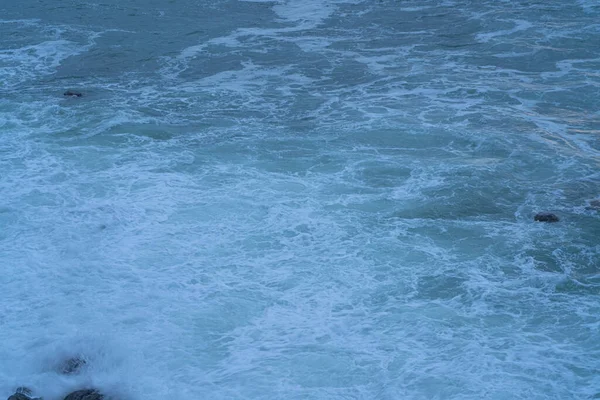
xmin=1 ymin=1 xmax=599 ymax=399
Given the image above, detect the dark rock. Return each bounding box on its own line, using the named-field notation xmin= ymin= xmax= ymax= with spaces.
xmin=63 ymin=91 xmax=82 ymax=97
xmin=7 ymin=394 xmax=30 ymax=400
xmin=534 ymin=212 xmax=559 ymax=222
xmin=60 ymin=356 xmax=87 ymax=374
xmin=7 ymin=393 xmax=30 ymax=400
xmin=63 ymin=390 xmax=103 ymax=400
xmin=15 ymin=388 xmax=32 ymax=397
xmin=7 ymin=387 xmax=41 ymax=400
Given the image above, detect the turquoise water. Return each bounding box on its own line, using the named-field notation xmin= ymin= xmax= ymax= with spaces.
xmin=1 ymin=1 xmax=599 ymax=399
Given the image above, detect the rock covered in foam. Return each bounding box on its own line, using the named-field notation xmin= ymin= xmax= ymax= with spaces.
xmin=534 ymin=212 xmax=559 ymax=222
xmin=6 ymin=394 xmax=29 ymax=400
xmin=63 ymin=390 xmax=103 ymax=400
xmin=60 ymin=356 xmax=87 ymax=375
xmin=7 ymin=387 xmax=41 ymax=400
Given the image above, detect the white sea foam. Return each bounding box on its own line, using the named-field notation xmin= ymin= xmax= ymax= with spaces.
xmin=272 ymin=0 xmax=335 ymax=28
xmin=476 ymin=19 xmax=533 ymax=43
xmin=1 ymin=2 xmax=600 ymax=399
xmin=177 ymin=0 xmax=362 ymax=60
xmin=0 ymin=40 xmax=82 ymax=88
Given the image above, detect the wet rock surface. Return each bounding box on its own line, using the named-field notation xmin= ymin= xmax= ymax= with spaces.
xmin=7 ymin=387 xmax=41 ymax=400
xmin=63 ymin=389 xmax=103 ymax=400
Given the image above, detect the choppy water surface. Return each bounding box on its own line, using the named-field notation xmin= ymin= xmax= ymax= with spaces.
xmin=1 ymin=0 xmax=599 ymax=399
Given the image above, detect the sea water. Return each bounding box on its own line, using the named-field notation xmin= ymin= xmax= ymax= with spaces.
xmin=0 ymin=0 xmax=599 ymax=399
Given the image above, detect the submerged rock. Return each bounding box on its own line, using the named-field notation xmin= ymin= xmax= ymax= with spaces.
xmin=63 ymin=91 xmax=82 ymax=97
xmin=586 ymin=199 xmax=600 ymax=210
xmin=63 ymin=390 xmax=103 ymax=400
xmin=534 ymin=212 xmax=559 ymax=222
xmin=60 ymin=356 xmax=87 ymax=374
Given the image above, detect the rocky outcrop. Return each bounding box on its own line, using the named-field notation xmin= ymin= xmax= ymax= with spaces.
xmin=6 ymin=393 xmax=29 ymax=400
xmin=6 ymin=394 xmax=29 ymax=400
xmin=6 ymin=358 xmax=109 ymax=400
xmin=7 ymin=387 xmax=106 ymax=400
xmin=63 ymin=390 xmax=103 ymax=400
xmin=534 ymin=212 xmax=559 ymax=222
xmin=7 ymin=387 xmax=41 ymax=400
